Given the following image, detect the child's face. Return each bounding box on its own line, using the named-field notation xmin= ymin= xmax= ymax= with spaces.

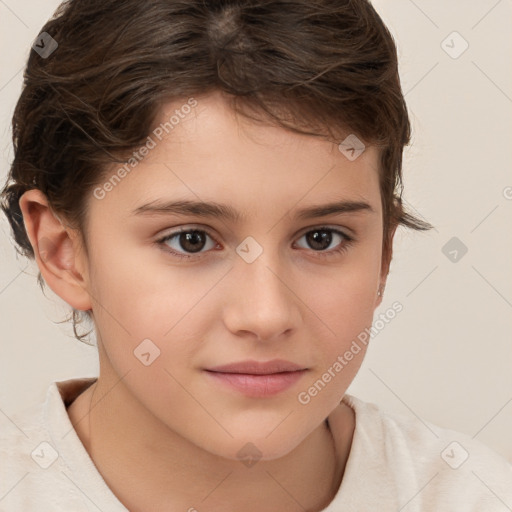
xmin=79 ymin=91 xmax=387 ymax=460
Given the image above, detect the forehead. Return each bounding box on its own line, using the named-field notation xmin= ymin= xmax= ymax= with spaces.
xmin=90 ymin=92 xmax=381 ymax=222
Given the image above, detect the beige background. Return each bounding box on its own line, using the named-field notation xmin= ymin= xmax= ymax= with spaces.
xmin=1 ymin=0 xmax=511 ymax=463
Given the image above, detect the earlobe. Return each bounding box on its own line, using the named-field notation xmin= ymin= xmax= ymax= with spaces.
xmin=19 ymin=189 xmax=92 ymax=311
xmin=375 ymin=284 xmax=385 ymax=308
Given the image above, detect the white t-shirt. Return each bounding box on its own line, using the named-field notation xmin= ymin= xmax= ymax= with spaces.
xmin=1 ymin=377 xmax=511 ymax=511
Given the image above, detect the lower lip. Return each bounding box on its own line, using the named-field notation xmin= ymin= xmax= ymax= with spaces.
xmin=204 ymin=370 xmax=307 ymax=398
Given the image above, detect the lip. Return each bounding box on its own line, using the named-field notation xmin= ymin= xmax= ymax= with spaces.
xmin=206 ymin=359 xmax=307 ymax=374
xmin=204 ymin=359 xmax=308 ymax=398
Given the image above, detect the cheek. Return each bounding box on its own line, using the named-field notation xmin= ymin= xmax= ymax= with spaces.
xmin=305 ymin=251 xmax=381 ymax=325
xmin=86 ymin=241 xmax=221 ymax=369
xmin=88 ymin=234 xmax=196 ymax=327
xmin=297 ymin=248 xmax=382 ymax=367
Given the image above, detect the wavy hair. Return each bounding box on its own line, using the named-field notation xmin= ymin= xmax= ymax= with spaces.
xmin=1 ymin=0 xmax=433 ymax=343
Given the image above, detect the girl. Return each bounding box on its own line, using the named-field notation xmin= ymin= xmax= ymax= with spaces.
xmin=1 ymin=0 xmax=511 ymax=510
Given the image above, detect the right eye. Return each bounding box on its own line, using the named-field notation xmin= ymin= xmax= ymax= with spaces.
xmin=156 ymin=228 xmax=218 ymax=259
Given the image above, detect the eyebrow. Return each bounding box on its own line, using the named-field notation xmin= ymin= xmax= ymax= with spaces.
xmin=132 ymin=198 xmax=375 ymax=222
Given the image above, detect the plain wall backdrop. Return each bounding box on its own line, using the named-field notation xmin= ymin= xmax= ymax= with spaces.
xmin=1 ymin=0 xmax=511 ymax=463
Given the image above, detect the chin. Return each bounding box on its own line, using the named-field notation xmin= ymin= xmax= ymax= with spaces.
xmin=199 ymin=427 xmax=308 ymax=463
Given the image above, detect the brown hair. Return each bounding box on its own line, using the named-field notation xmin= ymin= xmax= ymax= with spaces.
xmin=0 ymin=0 xmax=433 ymax=343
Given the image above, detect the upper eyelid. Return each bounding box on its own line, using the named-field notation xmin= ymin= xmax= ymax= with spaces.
xmin=296 ymin=225 xmax=353 ymax=238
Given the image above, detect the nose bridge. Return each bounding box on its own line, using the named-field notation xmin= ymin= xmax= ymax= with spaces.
xmin=225 ymin=238 xmax=298 ymax=339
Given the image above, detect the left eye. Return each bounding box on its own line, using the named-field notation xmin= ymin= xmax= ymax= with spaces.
xmin=294 ymin=227 xmax=351 ymax=253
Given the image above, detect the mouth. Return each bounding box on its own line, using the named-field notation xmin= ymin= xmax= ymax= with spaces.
xmin=203 ymin=359 xmax=308 ymax=398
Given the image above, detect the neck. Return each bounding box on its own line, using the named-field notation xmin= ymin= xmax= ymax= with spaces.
xmin=67 ymin=375 xmax=353 ymax=512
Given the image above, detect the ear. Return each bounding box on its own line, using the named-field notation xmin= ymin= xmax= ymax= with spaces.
xmin=18 ymin=189 xmax=92 ymax=311
xmin=375 ymin=221 xmax=398 ymax=308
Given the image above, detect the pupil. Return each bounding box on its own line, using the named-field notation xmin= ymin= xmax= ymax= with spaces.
xmin=181 ymin=231 xmax=205 ymax=253
xmin=308 ymin=230 xmax=331 ymax=250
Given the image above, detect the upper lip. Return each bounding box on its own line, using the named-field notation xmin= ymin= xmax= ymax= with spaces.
xmin=205 ymin=359 xmax=307 ymax=375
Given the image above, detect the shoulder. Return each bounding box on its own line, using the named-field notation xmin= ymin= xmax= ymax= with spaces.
xmin=336 ymin=394 xmax=512 ymax=511
xmin=0 ymin=384 xmax=90 ymax=511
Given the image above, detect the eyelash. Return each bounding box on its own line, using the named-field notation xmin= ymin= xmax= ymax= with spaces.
xmin=155 ymin=226 xmax=355 ymax=261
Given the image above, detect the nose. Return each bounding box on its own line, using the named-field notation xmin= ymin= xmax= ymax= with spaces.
xmin=222 ymin=249 xmax=300 ymax=342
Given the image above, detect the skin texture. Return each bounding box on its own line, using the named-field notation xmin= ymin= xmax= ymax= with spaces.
xmin=19 ymin=90 xmax=396 ymax=512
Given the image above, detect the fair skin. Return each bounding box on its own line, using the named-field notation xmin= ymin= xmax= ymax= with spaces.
xmin=20 ymin=91 xmax=395 ymax=512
